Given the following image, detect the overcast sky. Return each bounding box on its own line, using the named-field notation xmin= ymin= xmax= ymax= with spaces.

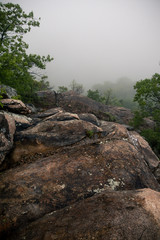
xmin=3 ymin=0 xmax=160 ymax=89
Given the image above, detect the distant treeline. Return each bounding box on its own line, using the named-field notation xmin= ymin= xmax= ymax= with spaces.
xmin=91 ymin=77 xmax=137 ymax=110
xmin=58 ymin=78 xmax=137 ymax=110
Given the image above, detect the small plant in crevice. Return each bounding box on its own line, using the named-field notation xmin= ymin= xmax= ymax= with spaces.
xmin=86 ymin=130 xmax=94 ymax=138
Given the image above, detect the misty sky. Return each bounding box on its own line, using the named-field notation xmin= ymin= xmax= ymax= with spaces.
xmin=3 ymin=0 xmax=160 ymax=89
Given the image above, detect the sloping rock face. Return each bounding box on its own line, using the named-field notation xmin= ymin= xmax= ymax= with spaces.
xmin=8 ymin=188 xmax=160 ymax=240
xmin=0 ymin=104 xmax=160 ymax=239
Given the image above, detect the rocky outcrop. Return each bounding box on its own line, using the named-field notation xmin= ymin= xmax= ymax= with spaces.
xmin=1 ymin=113 xmax=160 ymax=238
xmin=57 ymin=91 xmax=134 ymax=124
xmin=7 ymin=188 xmax=160 ymax=240
xmin=0 ymin=96 xmax=160 ymax=239
xmin=35 ymin=90 xmax=133 ymax=125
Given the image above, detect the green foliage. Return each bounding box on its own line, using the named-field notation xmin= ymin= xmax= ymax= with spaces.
xmin=0 ymin=84 xmax=6 ymax=107
xmin=129 ymin=110 xmax=144 ymax=128
xmin=58 ymin=86 xmax=68 ymax=93
xmin=87 ymin=89 xmax=104 ymax=103
xmin=141 ymin=128 xmax=160 ymax=157
xmin=11 ymin=95 xmax=21 ymax=100
xmin=87 ymin=88 xmax=121 ymax=106
xmin=134 ymin=73 xmax=160 ymax=122
xmin=133 ymin=73 xmax=160 ymax=156
xmin=0 ymin=2 xmax=53 ymax=103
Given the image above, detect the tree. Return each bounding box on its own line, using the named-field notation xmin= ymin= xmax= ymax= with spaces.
xmin=134 ymin=73 xmax=160 ymax=122
xmin=87 ymin=88 xmax=121 ymax=106
xmin=87 ymin=89 xmax=105 ymax=103
xmin=0 ymin=3 xmax=53 ymax=102
xmin=57 ymin=86 xmax=68 ymax=93
xmin=133 ymin=73 xmax=160 ymax=156
xmin=69 ymin=80 xmax=84 ymax=95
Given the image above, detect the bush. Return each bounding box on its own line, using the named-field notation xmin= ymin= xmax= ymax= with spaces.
xmin=129 ymin=110 xmax=144 ymax=128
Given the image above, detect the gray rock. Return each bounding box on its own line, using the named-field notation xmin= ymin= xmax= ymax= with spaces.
xmin=26 ymin=104 xmax=37 ymax=114
xmin=0 ymin=112 xmax=16 ymax=166
xmin=0 ymin=84 xmax=17 ymax=99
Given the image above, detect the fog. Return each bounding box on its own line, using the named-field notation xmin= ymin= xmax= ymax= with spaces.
xmin=3 ymin=0 xmax=160 ymax=89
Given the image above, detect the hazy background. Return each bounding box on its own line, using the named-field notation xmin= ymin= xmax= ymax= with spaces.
xmin=2 ymin=0 xmax=160 ymax=89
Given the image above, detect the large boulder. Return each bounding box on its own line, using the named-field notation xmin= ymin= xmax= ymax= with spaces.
xmin=10 ymin=117 xmax=103 ymax=164
xmin=7 ymin=188 xmax=160 ymax=240
xmin=0 ymin=112 xmax=15 ymax=167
